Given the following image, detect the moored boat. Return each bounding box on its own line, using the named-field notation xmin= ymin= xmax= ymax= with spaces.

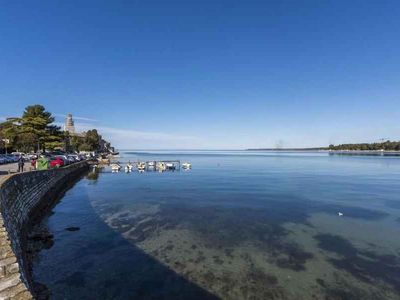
xmin=166 ymin=163 xmax=176 ymax=170
xmin=137 ymin=162 xmax=146 ymax=172
xmin=182 ymin=162 xmax=192 ymax=169
xmin=111 ymin=163 xmax=121 ymax=172
xmin=125 ymin=163 xmax=134 ymax=172
xmin=157 ymin=162 xmax=166 ymax=172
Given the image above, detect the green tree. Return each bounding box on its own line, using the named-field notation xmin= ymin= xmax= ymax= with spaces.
xmin=329 ymin=140 xmax=400 ymax=151
xmin=69 ymin=134 xmax=84 ymax=152
xmin=0 ymin=105 xmax=111 ymax=153
xmin=0 ymin=118 xmax=20 ymax=152
xmin=84 ymin=129 xmax=101 ymax=151
xmin=0 ymin=105 xmax=63 ymax=152
xmin=79 ymin=143 xmax=92 ymax=152
xmin=19 ymin=105 xmax=63 ymax=151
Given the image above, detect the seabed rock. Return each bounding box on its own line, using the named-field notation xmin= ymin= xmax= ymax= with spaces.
xmin=65 ymin=226 xmax=80 ymax=232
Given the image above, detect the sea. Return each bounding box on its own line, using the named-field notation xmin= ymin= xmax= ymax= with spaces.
xmin=31 ymin=150 xmax=400 ymax=299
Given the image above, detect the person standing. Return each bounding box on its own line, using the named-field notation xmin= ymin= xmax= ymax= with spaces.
xmin=31 ymin=156 xmax=37 ymax=171
xmin=18 ymin=155 xmax=25 ymax=173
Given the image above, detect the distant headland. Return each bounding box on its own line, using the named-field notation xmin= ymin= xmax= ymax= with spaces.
xmin=247 ymin=140 xmax=400 ymax=152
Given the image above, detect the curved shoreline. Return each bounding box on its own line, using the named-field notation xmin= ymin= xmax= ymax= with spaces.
xmin=0 ymin=162 xmax=89 ymax=299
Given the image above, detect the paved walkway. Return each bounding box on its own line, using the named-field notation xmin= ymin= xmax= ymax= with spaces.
xmin=0 ymin=163 xmax=21 ymax=184
xmin=0 ymin=161 xmax=86 ymax=184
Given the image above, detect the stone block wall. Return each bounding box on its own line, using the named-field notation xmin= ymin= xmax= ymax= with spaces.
xmin=0 ymin=162 xmax=88 ymax=299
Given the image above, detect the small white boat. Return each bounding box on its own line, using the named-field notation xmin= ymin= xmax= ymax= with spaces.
xmin=137 ymin=162 xmax=146 ymax=172
xmin=125 ymin=163 xmax=134 ymax=172
xmin=147 ymin=161 xmax=155 ymax=168
xmin=157 ymin=162 xmax=166 ymax=172
xmin=111 ymin=163 xmax=121 ymax=172
xmin=182 ymin=162 xmax=192 ymax=169
xmin=166 ymin=163 xmax=176 ymax=170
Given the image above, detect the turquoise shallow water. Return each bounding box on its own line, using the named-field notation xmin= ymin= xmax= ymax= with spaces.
xmin=32 ymin=151 xmax=400 ymax=299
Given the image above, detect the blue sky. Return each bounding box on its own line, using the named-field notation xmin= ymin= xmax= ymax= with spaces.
xmin=1 ymin=0 xmax=399 ymax=149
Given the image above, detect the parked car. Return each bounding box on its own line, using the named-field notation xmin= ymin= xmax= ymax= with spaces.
xmin=28 ymin=154 xmax=38 ymax=160
xmin=11 ymin=152 xmax=25 ymax=157
xmin=5 ymin=155 xmax=18 ymax=163
xmin=68 ymin=154 xmax=83 ymax=162
xmin=61 ymin=155 xmax=71 ymax=165
xmin=48 ymin=150 xmax=66 ymax=156
xmin=50 ymin=157 xmax=65 ymax=168
xmin=1 ymin=155 xmax=9 ymax=164
xmin=0 ymin=155 xmax=6 ymax=164
xmin=58 ymin=155 xmax=70 ymax=165
xmin=66 ymin=155 xmax=76 ymax=164
xmin=49 ymin=154 xmax=68 ymax=165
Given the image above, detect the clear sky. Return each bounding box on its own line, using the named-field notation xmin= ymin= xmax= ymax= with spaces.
xmin=1 ymin=0 xmax=399 ymax=149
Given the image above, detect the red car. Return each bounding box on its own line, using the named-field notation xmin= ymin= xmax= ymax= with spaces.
xmin=50 ymin=157 xmax=64 ymax=168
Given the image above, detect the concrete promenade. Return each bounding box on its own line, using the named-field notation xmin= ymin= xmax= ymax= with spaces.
xmin=0 ymin=163 xmax=18 ymax=184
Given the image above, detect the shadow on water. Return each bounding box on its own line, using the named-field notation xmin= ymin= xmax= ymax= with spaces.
xmin=314 ymin=234 xmax=400 ymax=293
xmin=385 ymin=200 xmax=400 ymax=210
xmin=56 ymin=233 xmax=220 ymax=300
xmin=31 ymin=170 xmax=219 ymax=300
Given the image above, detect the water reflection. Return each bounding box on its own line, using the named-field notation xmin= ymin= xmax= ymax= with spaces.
xmin=85 ymin=166 xmax=101 ymax=181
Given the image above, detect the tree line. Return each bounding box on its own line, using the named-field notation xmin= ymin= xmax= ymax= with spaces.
xmin=0 ymin=104 xmax=106 ymax=153
xmin=329 ymin=141 xmax=400 ymax=151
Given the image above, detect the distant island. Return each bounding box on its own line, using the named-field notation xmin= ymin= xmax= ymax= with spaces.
xmin=247 ymin=147 xmax=328 ymax=151
xmin=248 ymin=140 xmax=400 ymax=151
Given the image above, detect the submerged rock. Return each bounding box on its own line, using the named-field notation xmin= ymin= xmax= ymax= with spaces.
xmin=33 ymin=282 xmax=51 ymax=300
xmin=65 ymin=226 xmax=80 ymax=232
xmin=28 ymin=232 xmax=54 ymax=249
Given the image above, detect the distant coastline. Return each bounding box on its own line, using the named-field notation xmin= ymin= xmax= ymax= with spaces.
xmin=246 ymin=148 xmax=400 ymax=152
xmin=246 ymin=148 xmax=327 ymax=151
xmin=248 ymin=140 xmax=400 ymax=152
xmin=247 ymin=148 xmax=400 ymax=153
xmin=246 ymin=148 xmax=400 ymax=156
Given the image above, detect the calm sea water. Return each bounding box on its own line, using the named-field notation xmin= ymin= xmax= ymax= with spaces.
xmin=32 ymin=151 xmax=400 ymax=299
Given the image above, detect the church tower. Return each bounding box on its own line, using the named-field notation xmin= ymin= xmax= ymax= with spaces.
xmin=64 ymin=113 xmax=75 ymax=133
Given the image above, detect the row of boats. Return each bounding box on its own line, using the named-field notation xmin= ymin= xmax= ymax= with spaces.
xmin=110 ymin=161 xmax=192 ymax=173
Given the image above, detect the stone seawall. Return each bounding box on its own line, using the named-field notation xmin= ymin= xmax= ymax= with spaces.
xmin=0 ymin=162 xmax=89 ymax=299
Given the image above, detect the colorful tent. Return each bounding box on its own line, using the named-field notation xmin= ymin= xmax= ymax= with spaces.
xmin=36 ymin=157 xmax=49 ymax=170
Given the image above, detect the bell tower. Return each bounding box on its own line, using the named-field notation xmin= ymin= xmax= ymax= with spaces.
xmin=64 ymin=113 xmax=75 ymax=133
